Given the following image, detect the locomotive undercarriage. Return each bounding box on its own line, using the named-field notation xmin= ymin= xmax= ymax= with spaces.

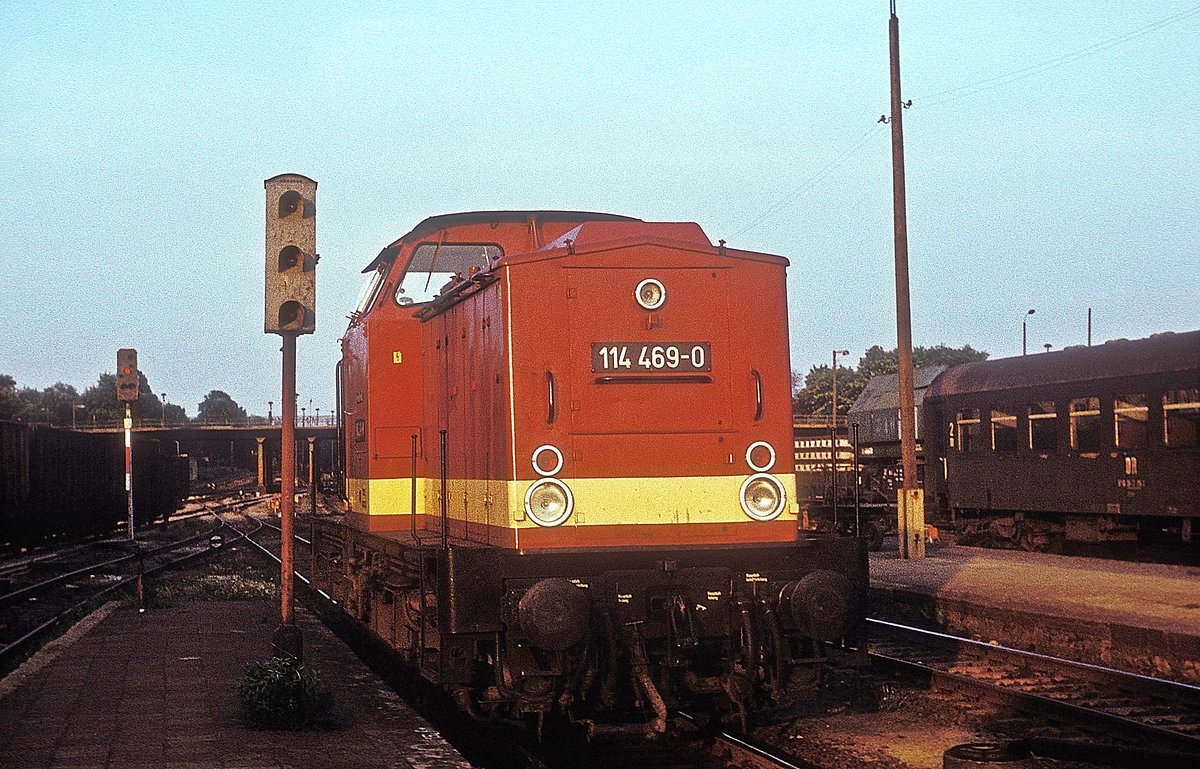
xmin=310 ymin=519 xmax=867 ymax=736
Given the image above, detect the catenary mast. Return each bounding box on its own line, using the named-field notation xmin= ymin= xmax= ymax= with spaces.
xmin=889 ymin=1 xmax=924 ymax=558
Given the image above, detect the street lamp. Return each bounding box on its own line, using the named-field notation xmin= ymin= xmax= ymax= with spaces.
xmin=268 ymin=401 xmax=274 ymax=424
xmin=316 ymin=407 xmax=321 ymax=425
xmin=831 ymin=349 xmax=850 ymax=527
xmin=161 ymin=393 xmax=167 ymax=426
xmin=1022 ymin=308 xmax=1035 ymax=356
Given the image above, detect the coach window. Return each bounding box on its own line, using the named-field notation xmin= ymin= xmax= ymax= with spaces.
xmin=1028 ymin=401 xmax=1057 ymax=452
xmin=1069 ymin=397 xmax=1103 ymax=452
xmin=1114 ymin=394 xmax=1149 ymax=449
xmin=991 ymin=408 xmax=1017 ymax=451
xmin=395 ymin=243 xmax=503 ymax=305
xmin=955 ymin=409 xmax=980 ymax=452
xmin=1164 ymin=388 xmax=1200 ymax=447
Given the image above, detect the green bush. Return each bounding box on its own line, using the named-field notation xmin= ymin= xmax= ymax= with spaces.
xmin=236 ymin=656 xmax=333 ymax=729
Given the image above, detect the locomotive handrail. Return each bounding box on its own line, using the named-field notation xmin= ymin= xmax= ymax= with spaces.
xmin=752 ymin=369 xmax=764 ymax=421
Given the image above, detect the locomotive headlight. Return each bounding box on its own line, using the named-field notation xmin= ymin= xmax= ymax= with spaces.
xmin=524 ymin=478 xmax=574 ymax=527
xmin=635 ymin=278 xmax=666 ymax=310
xmin=739 ymin=473 xmax=786 ymax=521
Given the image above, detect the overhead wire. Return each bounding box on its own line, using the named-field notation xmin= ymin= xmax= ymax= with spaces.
xmin=915 ymin=4 xmax=1200 ymax=109
xmin=731 ymin=4 xmax=1200 ymax=236
xmin=730 ymin=123 xmax=885 ymax=240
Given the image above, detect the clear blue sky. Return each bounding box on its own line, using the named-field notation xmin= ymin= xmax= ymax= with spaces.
xmin=2 ymin=2 xmax=1197 ymax=417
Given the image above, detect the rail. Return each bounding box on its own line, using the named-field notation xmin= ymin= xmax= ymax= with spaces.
xmin=0 ymin=509 xmax=232 ymax=671
xmin=867 ymin=618 xmax=1200 ymax=752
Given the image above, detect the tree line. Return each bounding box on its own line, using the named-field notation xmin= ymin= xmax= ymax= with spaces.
xmin=5 ymin=344 xmax=987 ymax=426
xmin=0 ymin=371 xmax=248 ymax=426
xmin=793 ymin=343 xmax=989 ymax=416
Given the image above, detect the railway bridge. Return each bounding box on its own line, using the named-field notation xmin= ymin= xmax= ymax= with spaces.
xmin=76 ymin=422 xmax=338 ymax=487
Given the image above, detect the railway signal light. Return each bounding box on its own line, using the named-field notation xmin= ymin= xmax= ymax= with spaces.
xmin=264 ymin=174 xmax=318 ymax=335
xmin=116 ymin=348 xmax=139 ymax=402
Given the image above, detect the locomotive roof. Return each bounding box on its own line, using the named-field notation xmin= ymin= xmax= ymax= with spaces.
xmin=362 ymin=210 xmax=642 ymax=272
xmin=403 ymin=210 xmax=641 ymax=240
xmin=926 ymin=329 xmax=1200 ymax=398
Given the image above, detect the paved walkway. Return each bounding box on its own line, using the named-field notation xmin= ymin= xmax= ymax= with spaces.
xmin=870 ymin=545 xmax=1200 ymax=683
xmin=871 ymin=545 xmax=1200 ymax=636
xmin=0 ymin=600 xmax=471 ymax=769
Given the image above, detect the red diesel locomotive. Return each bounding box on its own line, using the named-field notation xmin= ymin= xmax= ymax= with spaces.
xmin=318 ymin=210 xmax=866 ymax=733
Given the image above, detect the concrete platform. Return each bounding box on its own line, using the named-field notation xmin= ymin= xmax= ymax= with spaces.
xmin=869 ymin=545 xmax=1200 ymax=684
xmin=0 ymin=600 xmax=472 ymax=769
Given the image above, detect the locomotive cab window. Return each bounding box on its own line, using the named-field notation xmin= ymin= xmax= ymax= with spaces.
xmin=354 ymin=264 xmax=388 ymax=315
xmin=1069 ymin=397 xmax=1103 ymax=452
xmin=955 ymin=409 xmax=980 ymax=453
xmin=1164 ymin=388 xmax=1200 ymax=447
xmin=1114 ymin=394 xmax=1149 ymax=449
xmin=395 ymin=243 xmax=502 ymax=305
xmin=990 ymin=408 xmax=1017 ymax=451
xmin=1028 ymin=401 xmax=1057 ymax=452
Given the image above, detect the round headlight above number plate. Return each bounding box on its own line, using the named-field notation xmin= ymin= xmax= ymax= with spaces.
xmin=635 ymin=278 xmax=666 ymax=310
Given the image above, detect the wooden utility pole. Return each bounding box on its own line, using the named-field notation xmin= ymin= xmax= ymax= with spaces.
xmin=889 ymin=1 xmax=924 ymax=558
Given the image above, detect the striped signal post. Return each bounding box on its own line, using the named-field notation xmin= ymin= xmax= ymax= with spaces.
xmin=116 ymin=349 xmax=139 ymax=540
xmin=124 ymin=404 xmax=133 ymax=539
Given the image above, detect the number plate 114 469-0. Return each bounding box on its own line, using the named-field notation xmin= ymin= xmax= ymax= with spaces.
xmin=591 ymin=342 xmax=712 ymax=373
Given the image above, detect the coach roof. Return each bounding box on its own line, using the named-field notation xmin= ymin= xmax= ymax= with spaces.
xmin=927 ymin=329 xmax=1200 ymax=398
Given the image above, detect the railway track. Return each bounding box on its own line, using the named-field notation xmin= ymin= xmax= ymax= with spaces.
xmin=867 ymin=617 xmax=1200 ymax=753
xmin=0 ymin=495 xmax=268 ymax=672
xmin=235 ymin=512 xmax=817 ymax=769
xmin=197 ymin=512 xmax=1200 ymax=767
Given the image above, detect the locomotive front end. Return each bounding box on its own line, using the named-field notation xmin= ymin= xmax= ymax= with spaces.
xmin=486 ymin=220 xmax=867 ymax=727
xmin=505 ymin=221 xmax=800 ymax=551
